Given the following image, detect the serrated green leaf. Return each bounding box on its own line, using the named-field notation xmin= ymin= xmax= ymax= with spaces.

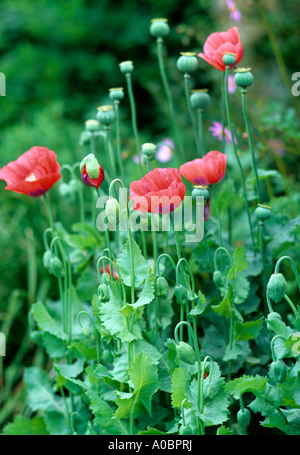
xmin=88 ymin=390 xmax=128 ymax=435
xmin=31 ymin=302 xmax=67 ymax=340
xmin=115 ymin=352 xmax=160 ymax=419
xmin=54 ymin=357 xmax=85 ymax=379
xmin=117 ymin=237 xmax=148 ymax=287
xmin=225 ymin=375 xmax=267 ymax=399
xmin=227 ymin=246 xmax=248 ymax=280
xmin=24 ymin=367 xmax=62 ymax=413
xmin=234 ymin=317 xmax=264 ymax=342
xmin=212 ymin=283 xmax=233 ymax=317
xmin=171 ymin=367 xmax=190 ymax=408
xmin=217 ymin=425 xmax=235 ymax=435
xmin=2 ymin=416 xmax=49 ymax=435
xmin=132 ymin=268 xmax=155 ymax=308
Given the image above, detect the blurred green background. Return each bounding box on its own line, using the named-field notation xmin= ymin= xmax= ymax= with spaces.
xmin=0 ymin=0 xmax=299 ymax=427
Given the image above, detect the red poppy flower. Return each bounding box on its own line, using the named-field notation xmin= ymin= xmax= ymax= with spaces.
xmin=180 ymin=151 xmax=227 ymax=186
xmin=129 ymin=168 xmax=186 ymax=214
xmin=81 ymin=164 xmax=105 ymax=189
xmin=100 ymin=264 xmax=119 ymax=281
xmin=0 ymin=146 xmax=61 ymax=197
xmin=198 ymin=26 xmax=243 ymax=71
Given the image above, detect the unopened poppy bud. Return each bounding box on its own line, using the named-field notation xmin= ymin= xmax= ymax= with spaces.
xmin=234 ymin=68 xmax=253 ymax=89
xmin=156 ymin=276 xmax=169 ymax=299
xmin=97 ymin=105 xmax=116 ymax=126
xmin=177 ymin=52 xmax=199 ymax=73
xmin=179 ymin=425 xmax=193 ymax=435
xmin=85 ymin=119 xmax=100 ymax=132
xmin=267 ymin=273 xmax=287 ymax=303
xmin=105 ymin=198 xmax=120 ymax=226
xmin=50 ymin=256 xmax=64 ymax=278
xmin=80 ymin=154 xmax=100 ymax=179
xmin=255 ymin=204 xmax=271 ymax=221
xmin=98 ymin=283 xmax=110 ymax=302
xmin=150 ymin=18 xmax=170 ymax=38
xmin=192 ymin=186 xmax=209 ymax=201
xmin=223 ymin=53 xmax=236 ymax=66
xmin=213 ymin=270 xmax=223 ymax=288
xmin=142 ymin=143 xmax=156 ymax=161
xmin=237 ymin=408 xmax=251 ymax=428
xmin=190 ymin=89 xmax=211 ymax=110
xmin=59 ymin=182 xmax=74 ymax=202
xmin=43 ymin=250 xmax=52 ymax=270
xmin=176 ymin=341 xmax=195 ymax=365
xmin=119 ymin=60 xmax=134 ymax=74
xmin=109 ymin=87 xmax=124 ymax=101
xmin=69 ymin=178 xmax=82 ymax=193
xmin=175 ymin=285 xmax=188 ymax=305
xmin=102 ymin=349 xmax=114 ymax=363
xmin=269 ymin=359 xmax=287 ymax=383
xmin=267 ymin=312 xmax=282 ymax=322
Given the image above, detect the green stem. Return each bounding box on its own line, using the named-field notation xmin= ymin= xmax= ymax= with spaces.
xmin=284 ymin=294 xmax=299 ymax=318
xmin=170 ymin=212 xmax=181 ymax=261
xmin=104 ymin=127 xmax=116 ymax=176
xmin=197 ymin=109 xmax=205 ymax=157
xmin=224 ymin=66 xmax=255 ymax=249
xmin=114 ymin=100 xmax=124 ymax=180
xmin=241 ymin=90 xmax=263 ymax=204
xmin=156 ymin=38 xmax=185 ymax=162
xmin=259 ymin=220 xmax=267 ymax=314
xmin=275 ymin=256 xmax=300 ymax=294
xmin=199 ymin=356 xmax=213 ymax=435
xmin=125 ymin=73 xmax=143 ymax=176
xmin=184 ymin=74 xmax=201 ymax=157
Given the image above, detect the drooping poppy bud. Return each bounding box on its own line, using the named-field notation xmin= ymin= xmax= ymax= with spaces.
xmin=175 ymin=285 xmax=188 ymax=305
xmin=267 ymin=273 xmax=287 ymax=303
xmin=269 ymin=360 xmax=287 ymax=383
xmin=176 ymin=341 xmax=195 ymax=365
xmin=237 ymin=408 xmax=251 ymax=429
xmin=80 ymin=154 xmax=105 ymax=189
xmin=156 ymin=276 xmax=169 ymax=299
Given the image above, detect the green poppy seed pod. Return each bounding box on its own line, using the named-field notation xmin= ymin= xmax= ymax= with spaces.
xmin=43 ymin=250 xmax=52 ymax=270
xmin=109 ymin=87 xmax=124 ymax=101
xmin=176 ymin=341 xmax=195 ymax=365
xmin=119 ymin=60 xmax=134 ymax=74
xmin=192 ymin=186 xmax=209 ymax=201
xmin=105 ymin=198 xmax=120 ymax=226
xmin=213 ymin=270 xmax=223 ymax=288
xmin=254 ymin=204 xmax=271 ymax=221
xmin=234 ymin=68 xmax=253 ymax=89
xmin=179 ymin=425 xmax=193 ymax=435
xmin=190 ymin=89 xmax=211 ymax=110
xmin=96 ymin=105 xmax=116 ymax=126
xmin=50 ymin=256 xmax=64 ymax=278
xmin=267 ymin=273 xmax=287 ymax=303
xmin=85 ymin=119 xmax=100 ymax=132
xmin=223 ymin=53 xmax=236 ymax=66
xmin=98 ymin=283 xmax=110 ymax=302
xmin=237 ymin=408 xmax=251 ymax=429
xmin=175 ymin=284 xmax=188 ymax=305
xmin=177 ymin=52 xmax=199 ymax=73
xmin=150 ymin=18 xmax=170 ymax=38
xmin=156 ymin=276 xmax=169 ymax=299
xmin=269 ymin=359 xmax=287 ymax=383
xmin=142 ymin=143 xmax=156 ymax=161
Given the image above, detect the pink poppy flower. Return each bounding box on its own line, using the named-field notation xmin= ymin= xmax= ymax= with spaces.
xmin=198 ymin=26 xmax=243 ymax=71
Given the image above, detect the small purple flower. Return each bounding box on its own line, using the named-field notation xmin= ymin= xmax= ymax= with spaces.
xmin=268 ymin=138 xmax=285 ymax=156
xmin=226 ymin=0 xmax=242 ymax=23
xmin=228 ymin=74 xmax=237 ymax=94
xmin=209 ymin=121 xmax=236 ymax=144
xmin=156 ymin=139 xmax=174 ymax=163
